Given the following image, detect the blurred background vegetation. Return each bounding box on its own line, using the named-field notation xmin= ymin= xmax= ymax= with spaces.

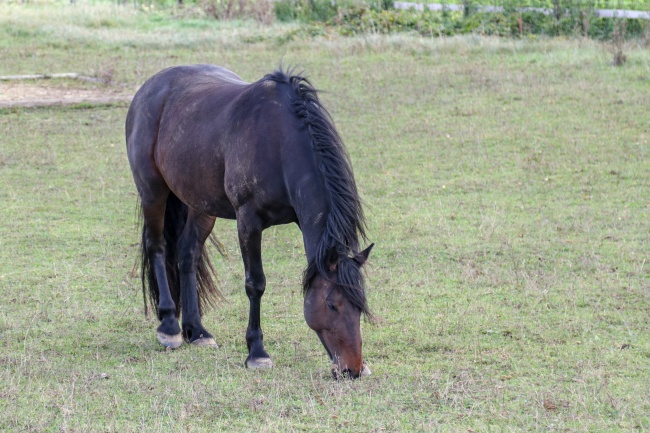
xmin=4 ymin=0 xmax=648 ymax=40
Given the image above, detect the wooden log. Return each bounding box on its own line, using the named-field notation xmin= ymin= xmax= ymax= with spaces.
xmin=0 ymin=73 xmax=78 ymax=80
xmin=0 ymin=73 xmax=101 ymax=82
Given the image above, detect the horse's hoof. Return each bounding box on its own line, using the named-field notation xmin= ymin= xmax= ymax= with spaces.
xmin=157 ymin=331 xmax=183 ymax=349
xmin=246 ymin=357 xmax=273 ymax=369
xmin=191 ymin=337 xmax=218 ymax=348
xmin=360 ymin=363 xmax=372 ymax=377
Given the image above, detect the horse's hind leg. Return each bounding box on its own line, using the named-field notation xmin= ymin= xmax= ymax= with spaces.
xmin=178 ymin=209 xmax=218 ymax=347
xmin=142 ymin=192 xmax=183 ymax=349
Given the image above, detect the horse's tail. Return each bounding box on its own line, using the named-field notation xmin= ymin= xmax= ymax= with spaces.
xmin=139 ymin=192 xmax=224 ymax=318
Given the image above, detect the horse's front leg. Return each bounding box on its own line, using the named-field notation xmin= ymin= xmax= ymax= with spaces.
xmin=178 ymin=210 xmax=218 ymax=347
xmin=237 ymin=210 xmax=272 ymax=368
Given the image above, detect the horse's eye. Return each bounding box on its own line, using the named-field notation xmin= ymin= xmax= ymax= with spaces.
xmin=326 ymin=301 xmax=337 ymax=312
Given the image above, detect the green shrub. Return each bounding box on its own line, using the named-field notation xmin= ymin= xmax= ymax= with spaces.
xmin=274 ymin=0 xmax=394 ymax=23
xmin=323 ymin=3 xmax=649 ymax=39
xmin=134 ymin=0 xmax=650 ymax=39
xmin=275 ymin=0 xmax=348 ymax=22
xmin=461 ymin=12 xmax=518 ymax=36
xmin=332 ymin=7 xmax=448 ymax=36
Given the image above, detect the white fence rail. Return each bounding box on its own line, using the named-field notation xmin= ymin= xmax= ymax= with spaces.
xmin=393 ymin=2 xmax=650 ymax=19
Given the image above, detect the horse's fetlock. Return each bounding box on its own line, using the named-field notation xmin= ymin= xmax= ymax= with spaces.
xmin=158 ymin=305 xmax=177 ymax=320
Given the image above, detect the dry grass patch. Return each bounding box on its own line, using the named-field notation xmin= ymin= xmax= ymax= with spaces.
xmin=0 ymin=81 xmax=133 ymax=107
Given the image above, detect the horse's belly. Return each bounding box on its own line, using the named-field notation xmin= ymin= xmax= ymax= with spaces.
xmin=159 ymin=162 xmax=235 ymax=219
xmin=191 ymin=197 xmax=237 ymax=219
xmin=176 ymin=187 xmax=236 ymax=219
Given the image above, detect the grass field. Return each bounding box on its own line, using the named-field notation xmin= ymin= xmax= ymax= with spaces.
xmin=1 ymin=3 xmax=649 ymax=432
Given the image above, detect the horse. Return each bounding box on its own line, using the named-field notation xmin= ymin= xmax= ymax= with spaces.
xmin=125 ymin=64 xmax=373 ymax=378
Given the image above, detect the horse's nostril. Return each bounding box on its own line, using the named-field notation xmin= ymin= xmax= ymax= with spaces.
xmin=334 ymin=368 xmax=360 ymax=380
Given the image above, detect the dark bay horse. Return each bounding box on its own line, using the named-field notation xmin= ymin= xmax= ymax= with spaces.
xmin=125 ymin=65 xmax=373 ymax=378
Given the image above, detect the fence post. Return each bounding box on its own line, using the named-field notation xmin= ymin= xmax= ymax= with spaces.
xmin=552 ymin=0 xmax=563 ymax=20
xmin=463 ymin=0 xmax=473 ymax=17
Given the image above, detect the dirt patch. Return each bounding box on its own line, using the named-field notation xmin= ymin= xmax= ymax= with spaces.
xmin=0 ymin=82 xmax=133 ymax=108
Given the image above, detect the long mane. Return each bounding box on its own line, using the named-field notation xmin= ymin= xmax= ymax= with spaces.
xmin=265 ymin=68 xmax=369 ymax=315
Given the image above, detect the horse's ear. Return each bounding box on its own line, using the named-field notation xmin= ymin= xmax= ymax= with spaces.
xmin=354 ymin=243 xmax=374 ymax=266
xmin=326 ymin=248 xmax=339 ymax=272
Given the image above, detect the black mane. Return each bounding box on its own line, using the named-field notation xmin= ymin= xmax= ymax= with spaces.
xmin=265 ymin=68 xmax=369 ymax=315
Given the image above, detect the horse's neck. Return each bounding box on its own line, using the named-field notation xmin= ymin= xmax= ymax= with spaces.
xmin=282 ymin=132 xmax=331 ymax=263
xmin=291 ymin=179 xmax=330 ymax=264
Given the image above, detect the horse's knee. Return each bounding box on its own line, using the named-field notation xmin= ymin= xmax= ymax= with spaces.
xmin=245 ymin=274 xmax=266 ymax=299
xmin=177 ymin=251 xmax=197 ymax=274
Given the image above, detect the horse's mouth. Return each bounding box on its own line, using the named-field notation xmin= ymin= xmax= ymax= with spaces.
xmin=331 ymin=362 xmax=371 ymax=380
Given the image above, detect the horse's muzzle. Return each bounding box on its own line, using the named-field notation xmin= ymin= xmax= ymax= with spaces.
xmin=332 ymin=362 xmax=372 ymax=380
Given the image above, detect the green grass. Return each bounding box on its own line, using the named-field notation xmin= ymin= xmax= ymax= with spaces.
xmin=1 ymin=4 xmax=649 ymax=432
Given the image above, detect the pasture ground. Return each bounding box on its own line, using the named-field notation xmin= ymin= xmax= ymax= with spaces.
xmin=1 ymin=3 xmax=649 ymax=432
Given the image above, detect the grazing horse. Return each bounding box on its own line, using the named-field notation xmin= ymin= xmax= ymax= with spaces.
xmin=125 ymin=65 xmax=373 ymax=378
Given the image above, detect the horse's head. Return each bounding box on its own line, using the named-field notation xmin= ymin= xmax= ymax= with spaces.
xmin=303 ymin=244 xmax=373 ymax=379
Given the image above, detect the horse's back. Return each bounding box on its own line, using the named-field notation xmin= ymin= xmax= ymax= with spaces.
xmin=126 ymin=65 xmax=245 ymax=144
